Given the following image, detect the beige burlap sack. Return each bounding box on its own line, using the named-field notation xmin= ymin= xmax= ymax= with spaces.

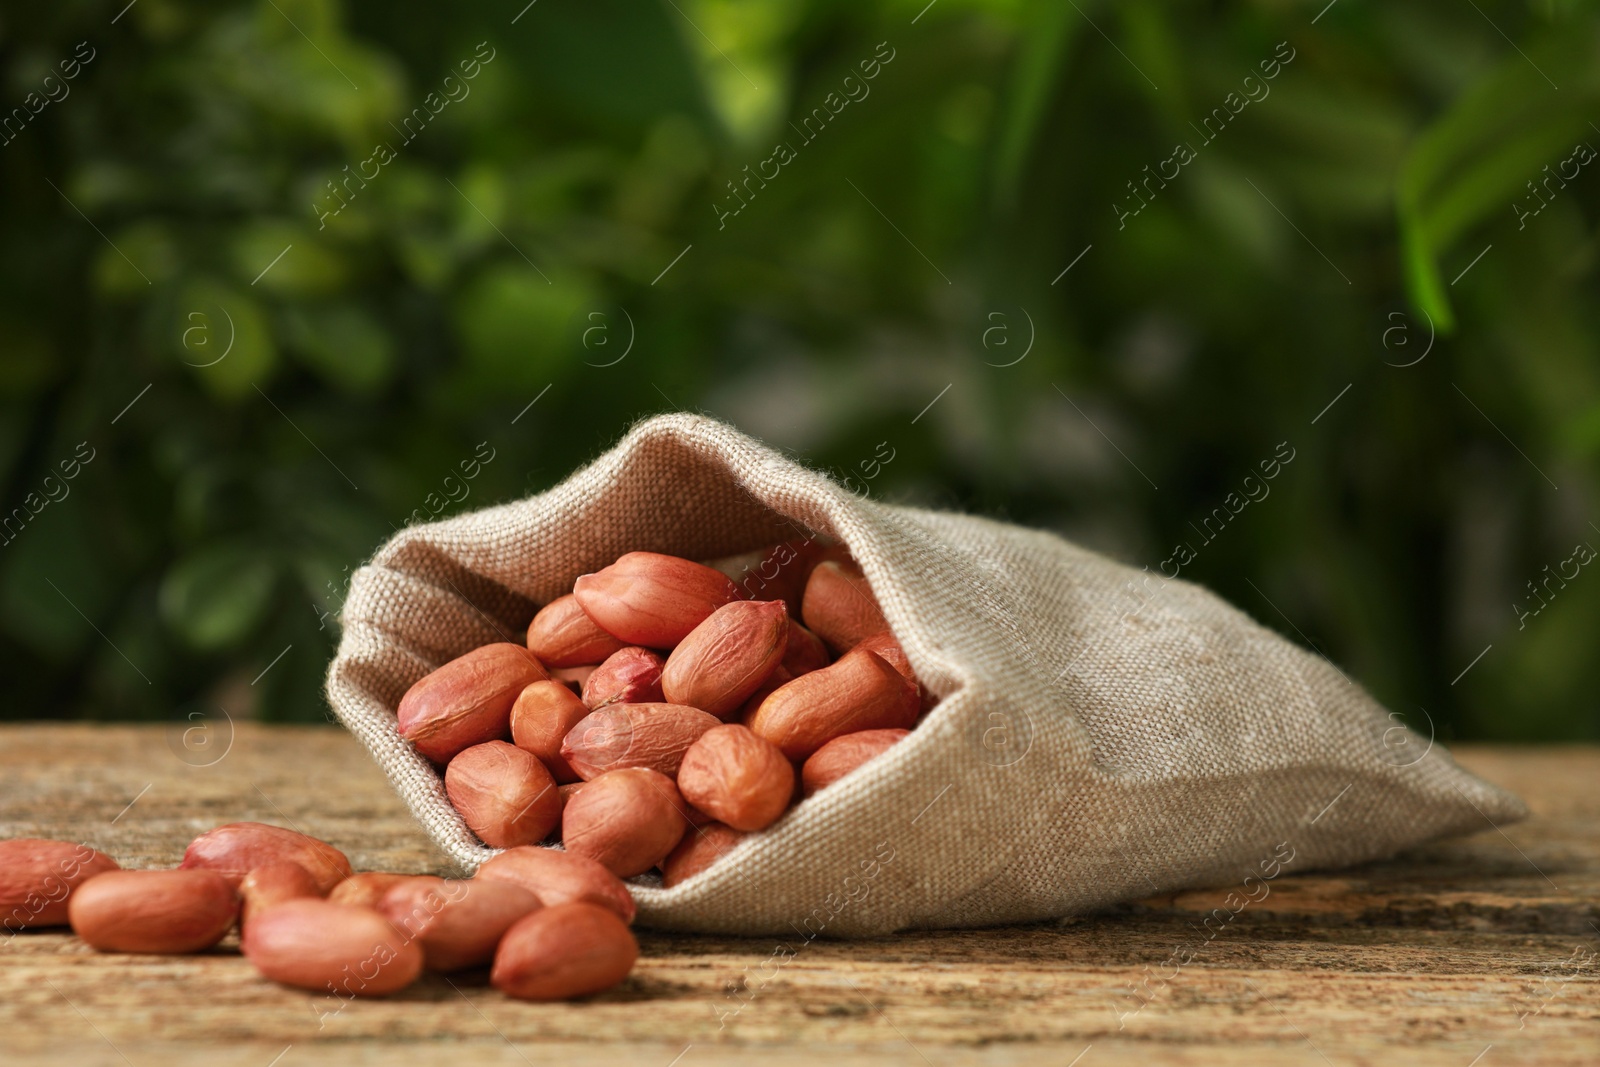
xmin=326 ymin=413 xmax=1524 ymax=936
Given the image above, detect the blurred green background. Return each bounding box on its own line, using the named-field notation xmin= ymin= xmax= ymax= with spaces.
xmin=2 ymin=0 xmax=1597 ymax=742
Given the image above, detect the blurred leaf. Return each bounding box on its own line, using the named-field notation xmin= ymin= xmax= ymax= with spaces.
xmin=159 ymin=542 xmax=279 ymax=651
xmin=283 ymin=304 xmax=396 ymax=394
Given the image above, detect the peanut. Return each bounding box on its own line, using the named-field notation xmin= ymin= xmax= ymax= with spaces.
xmin=550 ymin=664 xmax=597 ymax=695
xmin=801 ymin=728 xmax=910 ymax=795
xmin=782 ymin=621 xmax=831 ymax=677
xmin=180 ymin=822 xmax=352 ymax=894
xmin=510 ymin=679 xmax=591 ymax=782
xmin=328 ymin=872 xmax=417 ymax=909
xmin=661 ymin=600 xmax=789 ymax=719
xmin=560 ymin=768 xmax=688 ymax=876
xmin=581 ymin=646 xmax=665 ymax=709
xmin=662 ymin=823 xmax=748 ymax=888
xmin=854 ymin=631 xmax=934 ymax=712
xmin=378 ymin=876 xmax=540 ymax=972
xmin=474 ymin=846 xmax=636 ymax=923
xmin=560 ymin=702 xmax=720 ymax=780
xmin=676 ymin=725 xmax=795 ymax=832
xmin=397 ymin=642 xmax=548 ymax=763
xmin=445 ymin=741 xmax=561 ymax=849
xmin=0 ymin=839 xmax=119 ymax=930
xmin=526 ymin=593 xmax=626 ymax=667
xmin=801 ymin=559 xmax=889 ymax=653
xmin=492 ymin=902 xmax=638 ymax=1001
xmin=573 ymin=551 xmax=739 ymax=648
xmin=68 ymin=869 xmax=238 ymax=954
xmin=745 ymin=646 xmax=918 ymax=759
xmin=242 ymin=899 xmax=423 ymax=996
xmin=239 ymin=862 xmax=324 ymax=926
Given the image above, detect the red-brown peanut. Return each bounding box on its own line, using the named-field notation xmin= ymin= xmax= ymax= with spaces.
xmin=573 ymin=552 xmax=739 ymax=648
xmin=492 ymin=902 xmax=638 ymax=1001
xmin=0 ymin=839 xmax=119 ymax=930
xmin=745 ymin=646 xmax=918 ymax=760
xmin=239 ymin=862 xmax=324 ymax=926
xmin=379 ymin=876 xmax=540 ymax=972
xmin=661 ymin=823 xmax=748 ymax=887
xmin=802 ymin=729 xmax=910 ymax=795
xmin=526 ymin=593 xmax=626 ymax=667
xmin=474 ymin=846 xmax=636 ymax=923
xmin=397 ymin=642 xmax=548 ymax=763
xmin=801 ymin=560 xmax=889 ymax=653
xmin=582 ymin=646 xmax=665 ymax=709
xmin=676 ymin=725 xmax=794 ymax=832
xmin=661 ymin=600 xmax=789 ymax=719
xmin=242 ymin=899 xmax=423 ymax=996
xmin=510 ymin=679 xmax=591 ymax=782
xmin=69 ymin=869 xmax=238 ymax=954
xmin=561 ymin=702 xmax=720 ymax=780
xmin=560 ymin=768 xmax=688 ymax=876
xmin=445 ymin=741 xmax=561 ymax=848
xmin=180 ymin=822 xmax=352 ymax=894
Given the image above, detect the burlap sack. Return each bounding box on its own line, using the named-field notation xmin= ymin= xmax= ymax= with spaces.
xmin=326 ymin=413 xmax=1524 ymax=936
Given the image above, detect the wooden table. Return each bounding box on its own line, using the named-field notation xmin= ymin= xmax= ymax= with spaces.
xmin=0 ymin=725 xmax=1594 ymax=1066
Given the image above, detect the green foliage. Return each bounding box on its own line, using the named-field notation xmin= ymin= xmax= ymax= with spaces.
xmin=1 ymin=0 xmax=1596 ymax=741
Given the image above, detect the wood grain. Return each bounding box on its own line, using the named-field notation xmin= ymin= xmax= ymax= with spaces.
xmin=1 ymin=725 xmax=1594 ymax=1066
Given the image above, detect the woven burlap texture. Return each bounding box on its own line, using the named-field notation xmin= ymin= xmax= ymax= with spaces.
xmin=326 ymin=413 xmax=1525 ymax=936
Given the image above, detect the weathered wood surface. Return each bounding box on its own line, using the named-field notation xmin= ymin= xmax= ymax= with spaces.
xmin=0 ymin=725 xmax=1594 ymax=1066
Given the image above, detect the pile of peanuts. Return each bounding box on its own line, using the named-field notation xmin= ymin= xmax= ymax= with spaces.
xmin=403 ymin=542 xmax=931 ymax=888
xmin=0 ymin=541 xmax=932 ymax=1002
xmin=1 ymin=822 xmax=637 ymax=1000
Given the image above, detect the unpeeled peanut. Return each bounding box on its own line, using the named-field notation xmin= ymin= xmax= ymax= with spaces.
xmin=801 ymin=728 xmax=910 ymax=795
xmin=560 ymin=768 xmax=688 ymax=876
xmin=397 ymin=642 xmax=548 ymax=762
xmin=801 ymin=559 xmax=889 ymax=653
xmin=239 ymin=862 xmax=324 ymax=926
xmin=378 ymin=876 xmax=540 ymax=972
xmin=510 ymin=679 xmax=591 ymax=782
xmin=661 ymin=600 xmax=789 ymax=719
xmin=492 ymin=902 xmax=638 ymax=1001
xmin=582 ymin=646 xmax=665 ymax=709
xmin=474 ymin=845 xmax=636 ymax=923
xmin=527 ymin=593 xmax=626 ymax=667
xmin=445 ymin=741 xmax=561 ymax=848
xmin=662 ymin=823 xmax=748 ymax=888
xmin=745 ymin=646 xmax=918 ymax=759
xmin=180 ymin=822 xmax=352 ymax=893
xmin=561 ymin=702 xmax=720 ymax=780
xmin=676 ymin=725 xmax=794 ymax=832
xmin=69 ymin=869 xmax=238 ymax=953
xmin=573 ymin=551 xmax=739 ymax=648
xmin=0 ymin=839 xmax=119 ymax=930
xmin=242 ymin=899 xmax=423 ymax=996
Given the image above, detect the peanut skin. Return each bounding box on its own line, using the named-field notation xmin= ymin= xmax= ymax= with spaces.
xmin=745 ymin=647 xmax=918 ymax=760
xmin=801 ymin=728 xmax=910 ymax=795
xmin=573 ymin=552 xmax=739 ymax=648
xmin=474 ymin=846 xmax=636 ymax=924
xmin=560 ymin=768 xmax=688 ymax=877
xmin=180 ymin=822 xmax=352 ymax=894
xmin=397 ymin=643 xmax=548 ymax=763
xmin=676 ymin=725 xmax=795 ymax=832
xmin=445 ymin=741 xmax=561 ymax=849
xmin=527 ymin=593 xmax=626 ymax=667
xmin=492 ymin=902 xmax=638 ymax=1001
xmin=0 ymin=839 xmax=120 ymax=930
xmin=661 ymin=600 xmax=789 ymax=720
xmin=69 ymin=869 xmax=239 ymax=954
xmin=242 ymin=899 xmax=423 ymax=996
